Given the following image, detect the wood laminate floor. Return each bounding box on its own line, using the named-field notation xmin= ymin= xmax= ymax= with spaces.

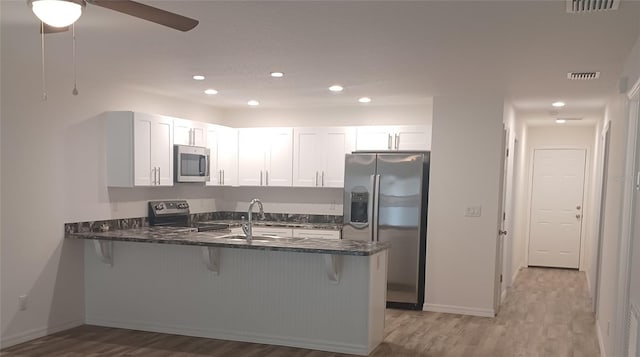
xmin=1 ymin=267 xmax=600 ymax=357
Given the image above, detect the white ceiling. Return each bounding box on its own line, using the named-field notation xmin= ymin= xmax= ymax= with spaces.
xmin=2 ymin=0 xmax=640 ymax=120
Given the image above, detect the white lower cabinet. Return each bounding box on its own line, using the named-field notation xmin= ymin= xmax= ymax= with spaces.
xmin=106 ymin=111 xmax=174 ymax=187
xmin=229 ymin=226 xmax=340 ymax=239
xmin=292 ymin=229 xmax=341 ymax=239
xmin=252 ymin=227 xmax=293 ymax=238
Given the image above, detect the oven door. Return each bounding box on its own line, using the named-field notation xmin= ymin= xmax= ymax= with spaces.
xmin=175 ymin=145 xmax=210 ymax=182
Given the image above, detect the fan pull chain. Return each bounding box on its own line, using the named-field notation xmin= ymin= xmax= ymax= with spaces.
xmin=40 ymin=22 xmax=47 ymax=101
xmin=72 ymin=24 xmax=79 ymax=96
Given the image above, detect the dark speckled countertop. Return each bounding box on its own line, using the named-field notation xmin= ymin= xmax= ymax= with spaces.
xmin=68 ymin=227 xmax=388 ymax=256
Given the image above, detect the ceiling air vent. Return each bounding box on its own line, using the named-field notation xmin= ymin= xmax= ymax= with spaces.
xmin=567 ymin=71 xmax=600 ymax=80
xmin=566 ymin=0 xmax=619 ymax=13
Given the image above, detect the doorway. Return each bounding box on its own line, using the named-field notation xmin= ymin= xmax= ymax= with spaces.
xmin=528 ymin=149 xmax=587 ymax=269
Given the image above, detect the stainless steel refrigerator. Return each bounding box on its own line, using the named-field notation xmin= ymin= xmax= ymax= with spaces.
xmin=342 ymin=152 xmax=430 ymax=310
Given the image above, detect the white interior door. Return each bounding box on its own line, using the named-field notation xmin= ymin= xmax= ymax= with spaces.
xmin=494 ymin=127 xmax=508 ymax=313
xmin=528 ymin=149 xmax=587 ymax=268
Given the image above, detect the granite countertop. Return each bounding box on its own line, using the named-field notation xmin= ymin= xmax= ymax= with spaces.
xmin=202 ymin=220 xmax=341 ymax=230
xmin=68 ymin=227 xmax=388 ymax=256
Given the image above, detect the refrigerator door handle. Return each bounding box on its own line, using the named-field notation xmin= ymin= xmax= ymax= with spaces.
xmin=365 ymin=174 xmax=376 ymax=239
xmin=372 ymin=174 xmax=381 ymax=242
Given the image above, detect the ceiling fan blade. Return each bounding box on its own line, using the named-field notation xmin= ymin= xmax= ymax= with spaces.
xmin=89 ymin=0 xmax=198 ymax=32
xmin=40 ymin=23 xmax=70 ymax=34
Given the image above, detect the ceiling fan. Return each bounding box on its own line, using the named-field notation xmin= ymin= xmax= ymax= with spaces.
xmin=28 ymin=0 xmax=199 ymax=33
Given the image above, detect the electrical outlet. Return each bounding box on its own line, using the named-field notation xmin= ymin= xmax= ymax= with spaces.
xmin=19 ymin=295 xmax=28 ymax=311
xmin=464 ymin=205 xmax=482 ymax=217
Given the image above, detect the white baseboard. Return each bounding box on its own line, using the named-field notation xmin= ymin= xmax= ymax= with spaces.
xmin=86 ymin=317 xmax=371 ymax=356
xmin=512 ymin=265 xmax=522 ymax=283
xmin=596 ymin=319 xmax=607 ymax=357
xmin=0 ymin=319 xmax=84 ymax=349
xmin=422 ymin=303 xmax=495 ymax=318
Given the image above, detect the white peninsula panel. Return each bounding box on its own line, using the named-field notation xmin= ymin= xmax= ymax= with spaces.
xmin=84 ymin=241 xmax=387 ymax=355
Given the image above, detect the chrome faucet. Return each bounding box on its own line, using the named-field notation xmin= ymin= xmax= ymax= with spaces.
xmin=242 ymin=198 xmax=265 ymax=242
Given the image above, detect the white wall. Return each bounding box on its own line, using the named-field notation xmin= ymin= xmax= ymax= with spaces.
xmin=220 ymin=101 xmax=432 ymax=128
xmin=595 ymin=32 xmax=640 ymax=357
xmin=0 ymin=40 xmax=227 ymax=347
xmin=424 ymin=95 xmax=504 ymax=317
xmin=596 ymin=94 xmax=631 ymax=356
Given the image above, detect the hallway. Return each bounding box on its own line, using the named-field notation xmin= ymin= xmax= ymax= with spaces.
xmin=0 ymin=268 xmax=599 ymax=357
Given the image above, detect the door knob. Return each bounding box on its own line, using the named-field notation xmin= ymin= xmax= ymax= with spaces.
xmin=576 ymin=205 xmax=581 ymax=210
xmin=576 ymin=214 xmax=581 ymax=219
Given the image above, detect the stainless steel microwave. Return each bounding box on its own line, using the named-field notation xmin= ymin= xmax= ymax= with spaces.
xmin=174 ymin=145 xmax=210 ymax=183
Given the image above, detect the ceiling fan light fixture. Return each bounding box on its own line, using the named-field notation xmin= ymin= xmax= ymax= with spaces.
xmin=29 ymin=0 xmax=85 ymax=28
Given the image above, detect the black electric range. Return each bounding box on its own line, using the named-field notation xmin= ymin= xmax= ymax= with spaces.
xmin=148 ymin=200 xmax=230 ymax=232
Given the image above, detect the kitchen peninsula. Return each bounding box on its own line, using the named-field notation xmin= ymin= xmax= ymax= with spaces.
xmin=68 ymin=226 xmax=389 ymax=355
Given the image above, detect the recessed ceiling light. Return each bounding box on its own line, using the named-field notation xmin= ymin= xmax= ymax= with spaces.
xmin=358 ymin=97 xmax=372 ymax=103
xmin=555 ymin=119 xmax=566 ymax=124
xmin=552 ymin=101 xmax=566 ymax=108
xmin=329 ymin=85 xmax=344 ymax=92
xmin=270 ymin=72 xmax=284 ymax=78
xmin=247 ymin=100 xmax=260 ymax=106
xmin=193 ymin=75 xmax=205 ymax=81
xmin=204 ymin=89 xmax=218 ymax=95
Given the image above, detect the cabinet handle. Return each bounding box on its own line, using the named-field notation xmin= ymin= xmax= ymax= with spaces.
xmin=316 ymin=171 xmax=319 ymax=187
xmin=395 ymin=133 xmax=400 ymax=150
xmin=266 ymin=171 xmax=269 ymax=186
xmin=157 ymin=167 xmax=160 ymax=185
xmin=260 ymin=171 xmax=263 ymax=186
xmin=152 ymin=167 xmax=156 ymax=185
xmin=222 ymin=170 xmax=225 ymax=185
xmin=388 ymin=134 xmax=392 ymax=150
xmin=322 ymin=171 xmax=325 ymax=187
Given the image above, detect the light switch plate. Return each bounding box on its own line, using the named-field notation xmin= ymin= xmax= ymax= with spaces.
xmin=464 ymin=205 xmax=482 ymax=217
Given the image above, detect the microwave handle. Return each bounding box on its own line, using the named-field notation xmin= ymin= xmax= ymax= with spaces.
xmin=199 ymin=155 xmax=210 ymax=176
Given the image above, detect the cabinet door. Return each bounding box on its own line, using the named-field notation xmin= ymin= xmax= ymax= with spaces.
xmin=151 ymin=116 xmax=174 ymax=186
xmin=252 ymin=227 xmax=293 ymax=238
xmin=218 ymin=127 xmax=238 ymax=186
xmin=191 ymin=122 xmax=208 ymax=147
xmin=293 ymin=128 xmax=322 ymax=187
xmin=206 ymin=126 xmax=221 ymax=186
xmin=265 ymin=128 xmax=293 ymax=187
xmin=133 ymin=114 xmax=153 ymax=186
xmin=173 ymin=118 xmax=193 ymax=146
xmin=395 ymin=125 xmax=431 ymax=150
xmin=322 ymin=127 xmax=355 ymax=187
xmin=355 ymin=126 xmax=394 ymax=151
xmin=238 ymin=129 xmax=266 ymax=186
xmin=292 ymin=229 xmax=341 ymax=239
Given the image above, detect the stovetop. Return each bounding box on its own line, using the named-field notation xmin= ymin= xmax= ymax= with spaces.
xmin=148 ymin=200 xmax=230 ymax=233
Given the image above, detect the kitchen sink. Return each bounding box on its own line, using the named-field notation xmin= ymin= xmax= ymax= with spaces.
xmin=214 ymin=235 xmax=306 ymax=243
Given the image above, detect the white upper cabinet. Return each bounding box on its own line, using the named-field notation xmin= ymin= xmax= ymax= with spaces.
xmin=206 ymin=124 xmax=238 ymax=186
xmin=355 ymin=125 xmax=431 ymax=151
xmin=106 ymin=111 xmax=174 ymax=187
xmin=238 ymin=128 xmax=293 ymax=187
xmin=173 ymin=118 xmax=207 ymax=147
xmin=293 ymin=127 xmax=355 ymax=187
